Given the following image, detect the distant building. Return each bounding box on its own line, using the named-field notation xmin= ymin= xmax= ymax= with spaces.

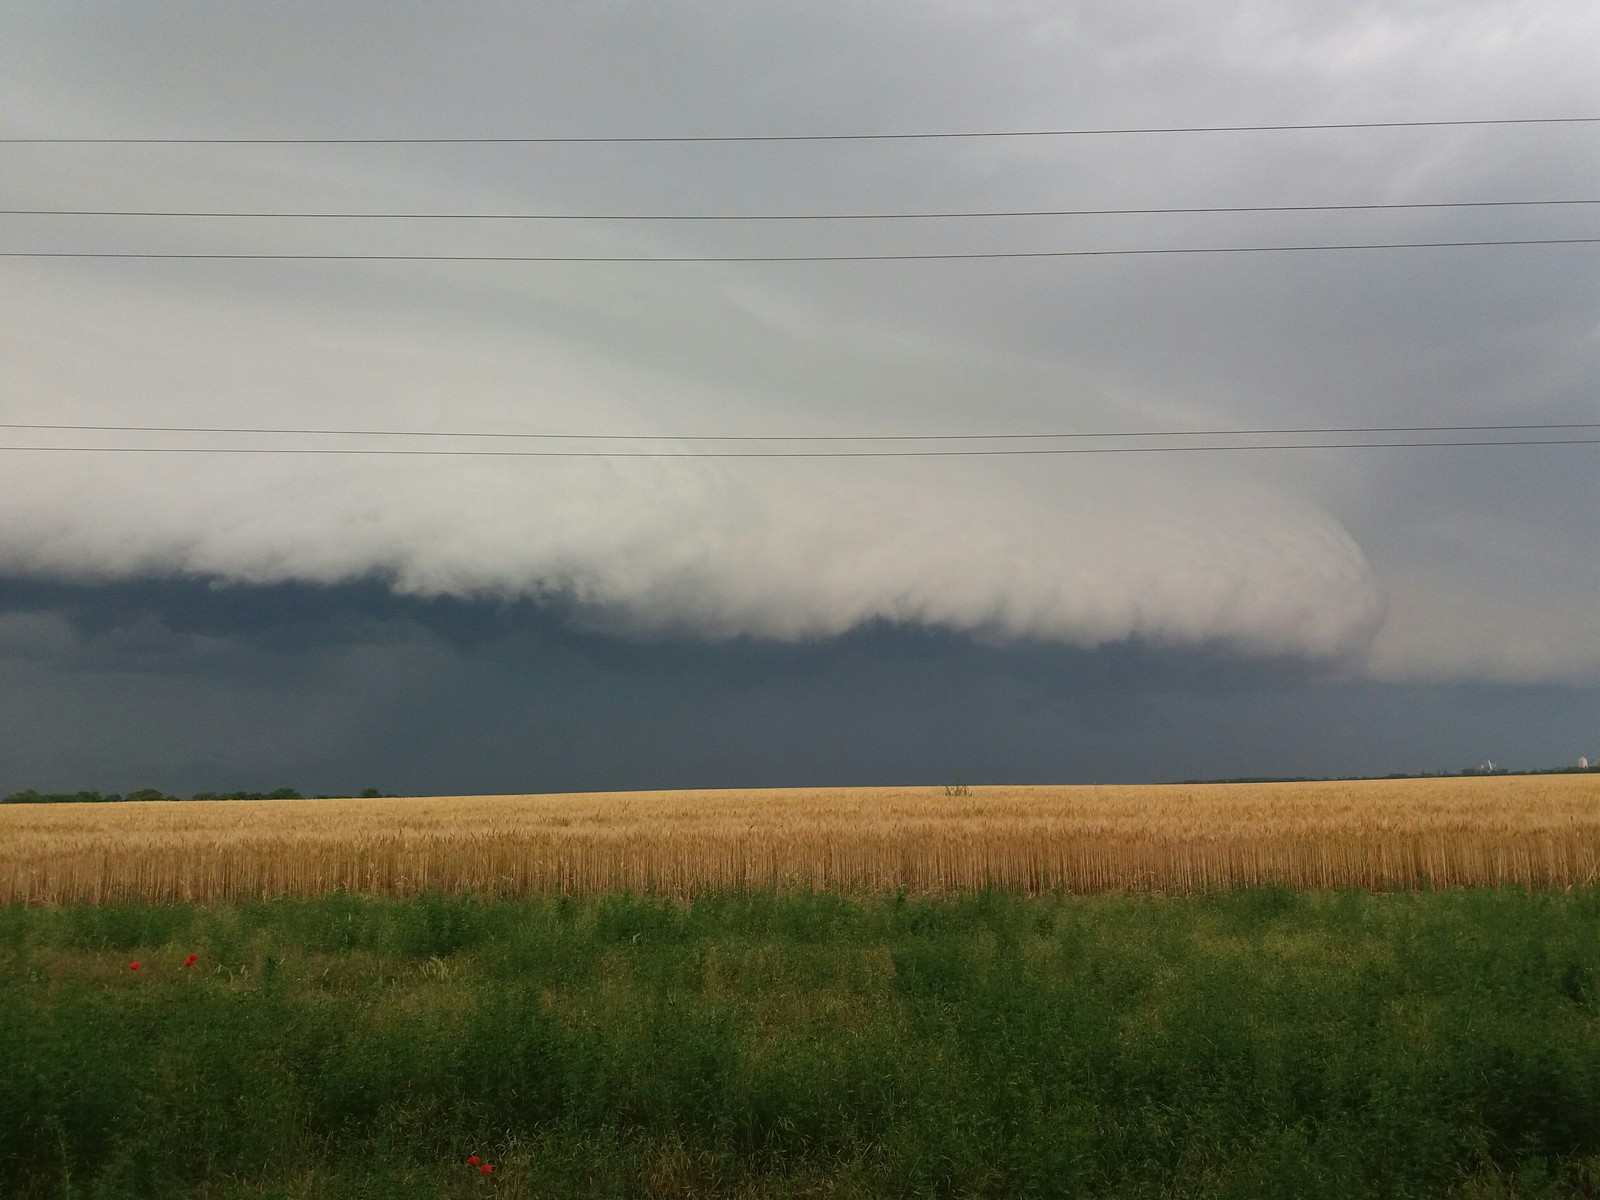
xmin=1582 ymin=756 xmax=1591 ymax=770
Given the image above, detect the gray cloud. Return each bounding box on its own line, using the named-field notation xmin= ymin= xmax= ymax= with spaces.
xmin=0 ymin=579 xmax=1593 ymax=795
xmin=0 ymin=0 xmax=1596 ymax=683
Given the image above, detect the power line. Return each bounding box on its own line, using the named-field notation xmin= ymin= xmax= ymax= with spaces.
xmin=4 ymin=421 xmax=1596 ymax=442
xmin=4 ymin=117 xmax=1597 ymax=144
xmin=4 ymin=199 xmax=1595 ymax=221
xmin=1 ymin=440 xmax=1594 ymax=458
xmin=5 ymin=238 xmax=1598 ymax=263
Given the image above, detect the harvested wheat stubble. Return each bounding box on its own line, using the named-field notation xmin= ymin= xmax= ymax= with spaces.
xmin=3 ymin=776 xmax=1598 ymax=904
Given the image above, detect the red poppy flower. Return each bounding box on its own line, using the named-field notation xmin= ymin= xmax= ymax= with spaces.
xmin=479 ymin=1163 xmax=493 ymax=1174
xmin=183 ymin=954 xmax=198 ymax=967
xmin=128 ymin=961 xmax=140 ymax=970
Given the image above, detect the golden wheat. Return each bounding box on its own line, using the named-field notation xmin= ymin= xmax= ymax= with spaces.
xmin=2 ymin=776 xmax=1597 ymax=903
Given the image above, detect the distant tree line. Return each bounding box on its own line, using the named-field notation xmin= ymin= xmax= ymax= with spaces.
xmin=1 ymin=787 xmax=395 ymax=804
xmin=1454 ymin=764 xmax=1598 ymax=777
xmin=1178 ymin=764 xmax=1597 ymax=785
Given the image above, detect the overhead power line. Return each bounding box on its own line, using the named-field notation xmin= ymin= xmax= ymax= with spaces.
xmin=5 ymin=238 xmax=1598 ymax=263
xmin=3 ymin=117 xmax=1597 ymax=145
xmin=4 ymin=420 xmax=1596 ymax=442
xmin=2 ymin=440 xmax=1594 ymax=458
xmin=4 ymin=198 xmax=1594 ymax=221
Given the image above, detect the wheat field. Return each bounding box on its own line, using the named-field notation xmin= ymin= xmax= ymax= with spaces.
xmin=2 ymin=775 xmax=1598 ymax=904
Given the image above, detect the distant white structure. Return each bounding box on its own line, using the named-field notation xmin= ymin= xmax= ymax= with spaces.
xmin=1480 ymin=759 xmax=1496 ymax=773
xmin=1582 ymin=756 xmax=1591 ymax=770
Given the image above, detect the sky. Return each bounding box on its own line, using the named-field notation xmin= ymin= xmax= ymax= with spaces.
xmin=0 ymin=1 xmax=1596 ymax=795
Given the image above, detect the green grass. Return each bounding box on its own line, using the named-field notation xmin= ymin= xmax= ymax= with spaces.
xmin=1 ymin=886 xmax=1597 ymax=1198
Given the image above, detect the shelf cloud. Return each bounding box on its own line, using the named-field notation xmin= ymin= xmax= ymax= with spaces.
xmin=0 ymin=442 xmax=1385 ymax=659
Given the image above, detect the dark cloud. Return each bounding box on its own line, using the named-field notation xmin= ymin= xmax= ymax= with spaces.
xmin=0 ymin=578 xmax=1592 ymax=796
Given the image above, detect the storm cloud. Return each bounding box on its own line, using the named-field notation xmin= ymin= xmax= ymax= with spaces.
xmin=0 ymin=577 xmax=1591 ymax=796
xmin=0 ymin=2 xmax=1596 ymax=788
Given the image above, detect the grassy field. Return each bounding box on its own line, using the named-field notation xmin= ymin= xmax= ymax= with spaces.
xmin=2 ymin=886 xmax=1598 ymax=1198
xmin=3 ymin=776 xmax=1597 ymax=904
